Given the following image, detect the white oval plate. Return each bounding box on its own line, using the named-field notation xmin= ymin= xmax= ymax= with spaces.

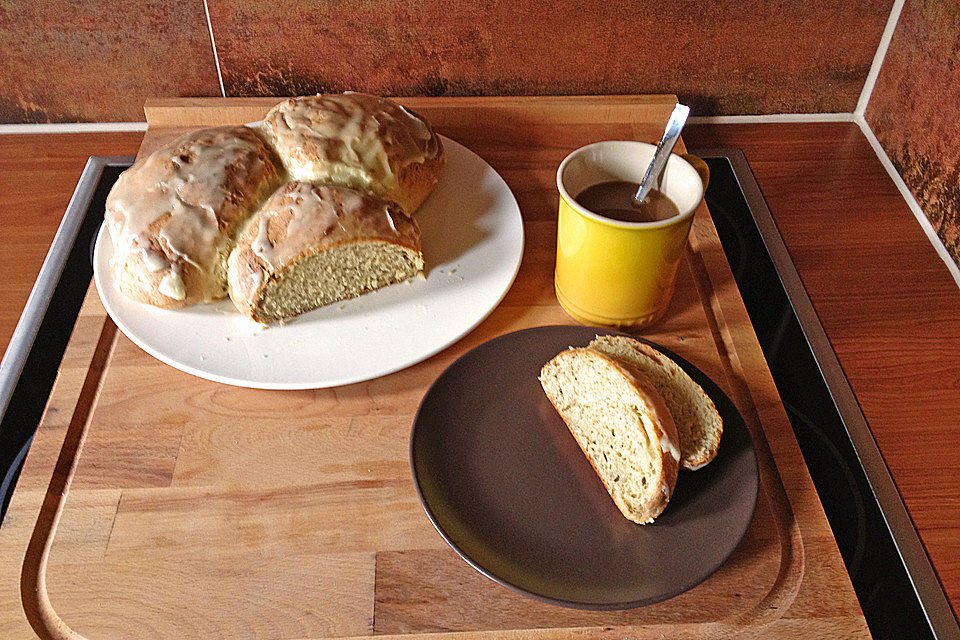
xmin=94 ymin=136 xmax=524 ymax=389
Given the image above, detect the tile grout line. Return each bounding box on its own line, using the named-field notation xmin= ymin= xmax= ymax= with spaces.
xmin=0 ymin=112 xmax=863 ymax=135
xmin=856 ymin=0 xmax=907 ymax=117
xmin=688 ymin=113 xmax=855 ymax=124
xmin=855 ymin=114 xmax=960 ymax=287
xmin=850 ymin=1 xmax=960 ymax=287
xmin=202 ymin=0 xmax=227 ymax=98
xmin=0 ymin=122 xmax=148 ymax=134
xmin=0 ymin=3 xmax=909 ymax=131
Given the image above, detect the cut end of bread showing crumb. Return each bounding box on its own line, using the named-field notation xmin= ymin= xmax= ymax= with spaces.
xmin=588 ymin=336 xmax=723 ymax=470
xmin=539 ymin=348 xmax=680 ymax=524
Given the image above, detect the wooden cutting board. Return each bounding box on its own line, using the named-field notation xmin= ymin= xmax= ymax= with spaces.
xmin=0 ymin=96 xmax=869 ymax=639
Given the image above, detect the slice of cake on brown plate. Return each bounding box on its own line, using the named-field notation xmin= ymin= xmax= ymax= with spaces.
xmin=539 ymin=348 xmax=681 ymax=524
xmin=227 ymin=181 xmax=423 ymax=324
xmin=589 ymin=335 xmax=723 ymax=470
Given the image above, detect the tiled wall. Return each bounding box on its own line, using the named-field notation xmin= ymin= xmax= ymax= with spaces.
xmin=0 ymin=0 xmax=893 ymax=122
xmin=866 ymin=0 xmax=960 ymax=266
xmin=0 ymin=2 xmax=220 ymax=122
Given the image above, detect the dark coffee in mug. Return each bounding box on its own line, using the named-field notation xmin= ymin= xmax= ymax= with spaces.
xmin=574 ymin=181 xmax=679 ymax=223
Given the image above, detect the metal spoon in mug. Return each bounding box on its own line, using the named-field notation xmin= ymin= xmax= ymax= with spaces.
xmin=633 ymin=103 xmax=690 ymax=207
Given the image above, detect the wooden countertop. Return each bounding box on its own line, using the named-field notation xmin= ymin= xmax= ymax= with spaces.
xmin=0 ymin=120 xmax=957 ymax=623
xmin=0 ymin=97 xmax=866 ymax=639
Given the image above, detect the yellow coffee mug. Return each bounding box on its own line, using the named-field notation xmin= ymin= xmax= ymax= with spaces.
xmin=555 ymin=140 xmax=707 ymax=328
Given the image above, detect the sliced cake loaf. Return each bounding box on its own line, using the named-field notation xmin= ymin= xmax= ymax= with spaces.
xmin=539 ymin=348 xmax=681 ymax=524
xmin=228 ymin=181 xmax=423 ymax=324
xmin=589 ymin=335 xmax=723 ymax=470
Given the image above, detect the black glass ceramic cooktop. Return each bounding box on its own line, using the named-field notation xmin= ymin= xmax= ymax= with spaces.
xmin=0 ymin=155 xmax=950 ymax=639
xmin=703 ymin=155 xmax=935 ymax=639
xmin=0 ymin=164 xmax=127 ymax=519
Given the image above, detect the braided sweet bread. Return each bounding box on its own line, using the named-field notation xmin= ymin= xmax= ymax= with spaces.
xmin=104 ymin=93 xmax=445 ymax=322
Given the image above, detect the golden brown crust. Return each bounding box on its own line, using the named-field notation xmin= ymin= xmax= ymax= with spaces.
xmin=105 ymin=126 xmax=284 ymax=308
xmin=611 ymin=356 xmax=681 ymax=520
xmin=261 ymin=93 xmax=445 ymax=214
xmin=227 ymin=181 xmax=422 ymax=322
xmin=395 ymin=142 xmax=446 ymax=213
xmin=112 ymin=250 xmax=206 ymax=310
xmin=104 ymin=94 xmax=442 ymax=313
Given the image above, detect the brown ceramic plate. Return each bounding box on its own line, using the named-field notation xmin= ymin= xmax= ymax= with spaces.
xmin=410 ymin=325 xmax=758 ymax=609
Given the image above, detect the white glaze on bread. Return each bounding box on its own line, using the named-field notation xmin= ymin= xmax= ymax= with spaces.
xmin=104 ymin=94 xmax=444 ymax=312
xmin=261 ymin=93 xmax=444 ymax=213
xmin=228 ymin=181 xmax=423 ymax=323
xmin=105 ymin=125 xmax=284 ymax=307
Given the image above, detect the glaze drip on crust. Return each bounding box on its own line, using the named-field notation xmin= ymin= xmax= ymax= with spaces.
xmin=249 ymin=183 xmax=342 ymax=271
xmin=228 ymin=181 xmax=423 ymax=322
xmin=105 ymin=125 xmax=283 ymax=304
xmin=261 ymin=93 xmax=441 ymax=198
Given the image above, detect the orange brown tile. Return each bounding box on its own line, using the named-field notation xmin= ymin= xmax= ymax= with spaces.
xmin=866 ymin=0 xmax=960 ymax=266
xmin=206 ymin=0 xmax=893 ymax=115
xmin=0 ymin=0 xmax=221 ymax=123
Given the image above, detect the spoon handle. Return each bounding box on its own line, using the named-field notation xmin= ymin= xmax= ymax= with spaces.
xmin=634 ymin=103 xmax=690 ymax=205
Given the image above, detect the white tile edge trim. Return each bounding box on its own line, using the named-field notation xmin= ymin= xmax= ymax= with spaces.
xmin=0 ymin=112 xmax=859 ymax=134
xmin=856 ymin=114 xmax=960 ymax=286
xmin=688 ymin=113 xmax=855 ymax=124
xmin=0 ymin=122 xmax=148 ymax=134
xmin=856 ymin=0 xmax=907 ymax=116
xmin=202 ymin=0 xmax=226 ymax=98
